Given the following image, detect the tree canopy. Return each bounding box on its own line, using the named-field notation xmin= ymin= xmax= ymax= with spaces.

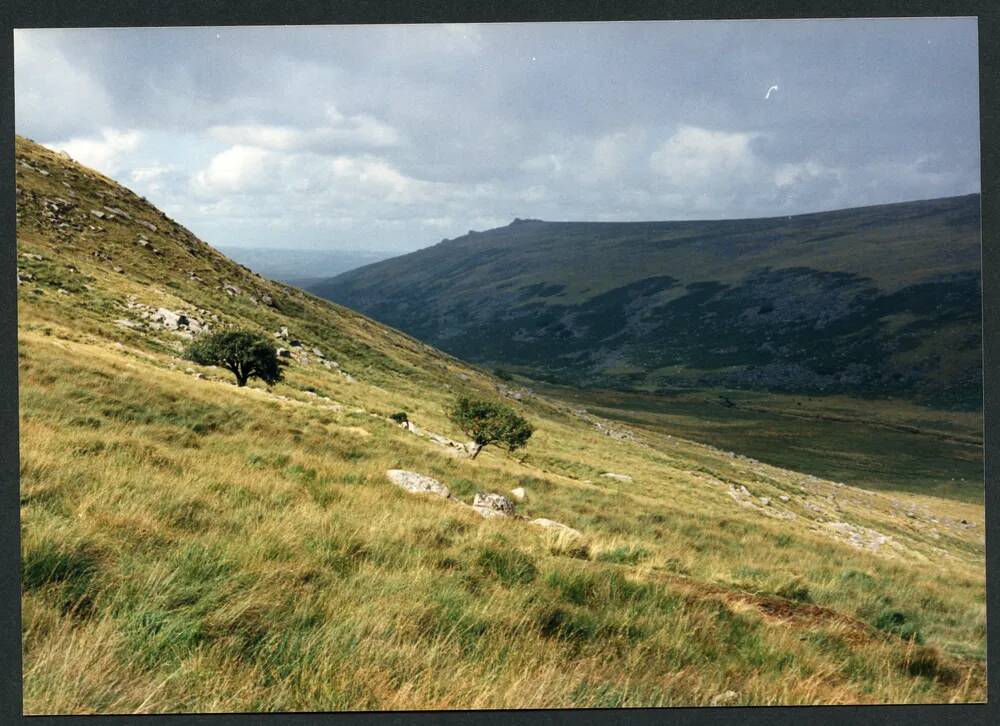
xmin=448 ymin=396 xmax=534 ymax=459
xmin=185 ymin=329 xmax=283 ymax=387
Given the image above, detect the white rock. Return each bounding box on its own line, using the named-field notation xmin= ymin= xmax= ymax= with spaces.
xmin=386 ymin=470 xmax=451 ymax=498
xmin=472 ymin=492 xmax=516 ymax=518
xmin=710 ymin=690 xmax=740 ymax=706
xmin=510 ymin=487 xmax=527 ymax=502
xmin=529 ymin=518 xmax=582 ymax=537
xmin=601 ymin=472 xmax=633 ymax=483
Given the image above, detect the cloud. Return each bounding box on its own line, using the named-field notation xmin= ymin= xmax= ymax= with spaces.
xmin=589 ymin=129 xmax=646 ymax=182
xmin=13 ymin=21 xmax=981 ymax=251
xmin=48 ymin=128 xmax=143 ymax=175
xmin=208 ymin=107 xmax=400 ymax=153
xmin=14 ymin=31 xmax=114 ymax=139
xmin=192 ymin=145 xmax=274 ymax=195
xmin=649 ymin=126 xmax=758 ymax=186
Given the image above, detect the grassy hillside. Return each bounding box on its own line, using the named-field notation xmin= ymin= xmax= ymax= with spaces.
xmin=533 ymin=384 xmax=984 ymax=503
xmin=314 ymin=198 xmax=982 ymax=409
xmin=15 ymin=136 xmax=985 ymax=712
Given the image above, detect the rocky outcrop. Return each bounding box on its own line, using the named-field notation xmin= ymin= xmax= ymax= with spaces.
xmin=121 ymin=299 xmax=212 ymax=338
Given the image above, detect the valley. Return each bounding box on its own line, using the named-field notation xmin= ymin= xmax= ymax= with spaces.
xmin=533 ymin=384 xmax=984 ymax=503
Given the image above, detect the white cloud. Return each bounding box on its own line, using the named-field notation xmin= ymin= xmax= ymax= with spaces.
xmin=192 ymin=145 xmax=273 ymax=195
xmin=649 ymin=126 xmax=758 ymax=186
xmin=14 ymin=30 xmax=114 ymax=138
xmin=590 ymin=129 xmax=645 ymax=181
xmin=48 ymin=128 xmax=143 ymax=175
xmin=208 ymin=108 xmax=400 ymax=153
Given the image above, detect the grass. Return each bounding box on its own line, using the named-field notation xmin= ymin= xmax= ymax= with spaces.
xmin=15 ymin=135 xmax=987 ymax=712
xmin=536 ymin=383 xmax=984 ymax=503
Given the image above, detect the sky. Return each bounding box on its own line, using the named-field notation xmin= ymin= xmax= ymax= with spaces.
xmin=14 ymin=19 xmax=981 ymax=253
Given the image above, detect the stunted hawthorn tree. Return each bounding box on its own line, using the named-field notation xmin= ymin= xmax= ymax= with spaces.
xmin=448 ymin=395 xmax=534 ymax=459
xmin=185 ymin=329 xmax=283 ymax=387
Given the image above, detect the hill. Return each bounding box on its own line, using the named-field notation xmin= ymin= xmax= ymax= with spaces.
xmin=313 ymin=198 xmax=982 ymax=410
xmin=15 ymin=136 xmax=985 ymax=712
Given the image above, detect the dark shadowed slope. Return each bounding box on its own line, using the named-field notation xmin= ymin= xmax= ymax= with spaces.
xmin=313 ymin=196 xmax=982 ymax=409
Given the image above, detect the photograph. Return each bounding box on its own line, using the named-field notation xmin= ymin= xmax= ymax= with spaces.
xmin=12 ymin=16 xmax=986 ymax=714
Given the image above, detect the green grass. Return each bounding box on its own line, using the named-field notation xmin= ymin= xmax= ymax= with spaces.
xmin=536 ymin=383 xmax=983 ymax=502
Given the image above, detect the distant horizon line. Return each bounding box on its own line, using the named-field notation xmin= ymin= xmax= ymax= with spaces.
xmin=475 ymin=191 xmax=982 ymax=232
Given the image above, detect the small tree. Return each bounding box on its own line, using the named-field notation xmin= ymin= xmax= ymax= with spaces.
xmin=448 ymin=396 xmax=534 ymax=459
xmin=185 ymin=329 xmax=283 ymax=387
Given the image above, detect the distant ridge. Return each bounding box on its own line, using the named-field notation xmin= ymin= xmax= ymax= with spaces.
xmin=313 ymin=194 xmax=982 ymax=409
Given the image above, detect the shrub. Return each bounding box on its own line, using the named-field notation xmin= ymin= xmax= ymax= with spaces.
xmin=389 ymin=411 xmax=409 ymax=425
xmin=185 ymin=329 xmax=282 ymax=387
xmin=447 ymin=395 xmax=534 ymax=459
xmin=873 ymin=609 xmax=924 ymax=643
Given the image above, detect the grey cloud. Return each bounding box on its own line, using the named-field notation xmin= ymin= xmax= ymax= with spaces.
xmin=14 ymin=18 xmax=980 ymax=252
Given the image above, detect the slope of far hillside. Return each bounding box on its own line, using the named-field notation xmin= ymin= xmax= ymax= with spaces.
xmin=314 ymin=197 xmax=982 ymax=410
xmin=14 ymin=136 xmax=985 ymax=712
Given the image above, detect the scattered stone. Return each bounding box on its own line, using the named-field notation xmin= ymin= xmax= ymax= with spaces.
xmin=710 ymin=691 xmax=740 ymax=707
xmin=825 ymin=521 xmax=890 ymax=551
xmin=90 ymin=209 xmax=105 ymax=219
xmin=472 ymin=492 xmax=516 ymax=518
xmin=510 ymin=487 xmax=527 ymax=503
xmin=601 ymin=472 xmax=633 ymax=483
xmin=779 ymin=495 xmax=791 ymax=502
xmin=137 ymin=219 xmax=158 ymax=232
xmin=113 ymin=266 xmax=124 ymax=273
xmin=529 ymin=518 xmax=582 ymax=537
xmin=594 ymin=420 xmax=637 ymax=442
xmin=386 ymin=470 xmax=451 ymax=498
xmin=759 ymin=497 xmax=770 ymax=506
xmin=261 ymin=293 xmax=274 ymax=306
xmin=103 ymin=205 xmax=131 ymax=219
